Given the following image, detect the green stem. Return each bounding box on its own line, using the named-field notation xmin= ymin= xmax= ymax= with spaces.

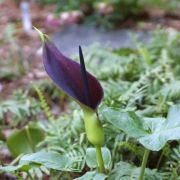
xmin=25 ymin=126 xmax=35 ymax=152
xmin=138 ymin=149 xmax=150 ymax=180
xmin=82 ymin=108 xmax=105 ymax=173
xmin=156 ymin=146 xmax=166 ymax=169
xmin=27 ymin=171 xmax=33 ymax=180
xmin=10 ymin=154 xmax=24 ymax=165
xmin=95 ymin=146 xmax=105 ymax=173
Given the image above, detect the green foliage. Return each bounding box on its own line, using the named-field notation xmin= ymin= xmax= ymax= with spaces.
xmin=0 ymin=163 xmax=32 ymax=173
xmin=0 ymin=90 xmax=39 ymax=126
xmin=118 ymin=141 xmax=143 ymax=160
xmin=39 ymin=109 xmax=85 ymax=152
xmin=0 ymin=151 xmax=85 ymax=173
xmin=75 ymin=171 xmax=107 ymax=180
xmin=36 ymin=0 xmax=58 ymax=5
xmin=34 ymin=86 xmax=54 ymax=121
xmin=30 ymin=79 xmax=64 ymax=101
xmin=160 ymin=81 xmax=180 ymax=102
xmin=108 ymin=161 xmax=165 ymax=180
xmin=20 ymin=151 xmax=84 ymax=172
xmin=92 ymin=0 xmax=143 ymax=29
xmin=37 ymin=0 xmax=94 ymax=10
xmin=86 ymin=147 xmax=111 ymax=169
xmin=65 ymin=149 xmax=85 ymax=172
xmin=82 ymin=29 xmax=180 ymax=116
xmin=0 ymin=164 xmax=49 ymax=180
xmin=102 ymin=105 xmax=180 ymax=151
xmin=7 ymin=122 xmax=44 ymax=157
xmin=83 ymin=32 xmax=179 ymax=176
xmin=1 ymin=29 xmax=180 ymax=179
xmin=165 ymin=145 xmax=180 ymax=179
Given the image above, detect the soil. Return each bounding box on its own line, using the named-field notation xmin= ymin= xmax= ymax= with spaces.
xmin=0 ymin=0 xmax=54 ymax=99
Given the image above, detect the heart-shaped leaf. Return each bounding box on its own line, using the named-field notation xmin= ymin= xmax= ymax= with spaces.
xmin=102 ymin=105 xmax=180 ymax=151
xmin=108 ymin=161 xmax=164 ymax=180
xmin=19 ymin=151 xmax=84 ymax=172
xmin=74 ymin=171 xmax=107 ymax=180
xmin=0 ymin=164 xmax=32 ymax=173
xmin=86 ymin=147 xmax=111 ymax=169
xmin=7 ymin=122 xmax=44 ymax=157
xmin=0 ymin=150 xmax=84 ymax=174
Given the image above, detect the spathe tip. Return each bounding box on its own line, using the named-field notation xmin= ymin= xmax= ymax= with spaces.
xmin=79 ymin=46 xmax=92 ymax=107
xmin=33 ymin=26 xmax=49 ymax=43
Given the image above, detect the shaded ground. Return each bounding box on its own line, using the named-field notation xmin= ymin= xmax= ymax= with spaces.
xmin=0 ymin=0 xmax=54 ymax=99
xmin=53 ymin=25 xmax=151 ymax=56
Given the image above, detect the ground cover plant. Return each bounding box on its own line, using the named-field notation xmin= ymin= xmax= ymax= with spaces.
xmin=0 ymin=28 xmax=180 ymax=179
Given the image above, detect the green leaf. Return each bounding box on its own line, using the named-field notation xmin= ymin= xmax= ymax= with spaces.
xmin=0 ymin=164 xmax=32 ymax=173
xmin=74 ymin=171 xmax=107 ymax=180
xmin=86 ymin=147 xmax=111 ymax=169
xmin=19 ymin=151 xmax=82 ymax=172
xmin=137 ymin=45 xmax=152 ymax=65
xmin=108 ymin=161 xmax=164 ymax=180
xmin=7 ymin=122 xmax=44 ymax=157
xmin=0 ymin=164 xmax=31 ymax=172
xmin=0 ymin=150 xmax=84 ymax=174
xmin=102 ymin=105 xmax=180 ymax=151
xmin=102 ymin=108 xmax=149 ymax=138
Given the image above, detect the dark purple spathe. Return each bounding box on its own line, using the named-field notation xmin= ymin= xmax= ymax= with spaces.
xmin=42 ymin=40 xmax=103 ymax=110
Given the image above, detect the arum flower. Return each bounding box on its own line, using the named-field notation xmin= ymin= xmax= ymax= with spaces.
xmin=43 ymin=39 xmax=103 ymax=111
xmin=42 ymin=37 xmax=104 ymax=144
xmin=36 ymin=28 xmax=105 ymax=173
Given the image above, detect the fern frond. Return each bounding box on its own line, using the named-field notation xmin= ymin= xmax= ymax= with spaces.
xmin=34 ymin=86 xmax=54 ymax=121
xmin=0 ymin=90 xmax=39 ymax=124
xmin=161 ymin=81 xmax=180 ymax=102
xmin=118 ymin=141 xmax=143 ymax=160
xmin=65 ymin=148 xmax=85 ymax=172
xmin=165 ymin=145 xmax=180 ymax=179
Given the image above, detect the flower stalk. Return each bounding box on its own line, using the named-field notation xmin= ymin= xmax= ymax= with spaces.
xmin=138 ymin=148 xmax=150 ymax=180
xmin=25 ymin=126 xmax=35 ymax=153
xmin=83 ymin=108 xmax=105 ymax=173
xmin=95 ymin=146 xmax=106 ymax=173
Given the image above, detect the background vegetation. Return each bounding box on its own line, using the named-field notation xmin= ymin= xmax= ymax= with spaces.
xmin=0 ymin=0 xmax=180 ymax=179
xmin=0 ymin=27 xmax=180 ymax=179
